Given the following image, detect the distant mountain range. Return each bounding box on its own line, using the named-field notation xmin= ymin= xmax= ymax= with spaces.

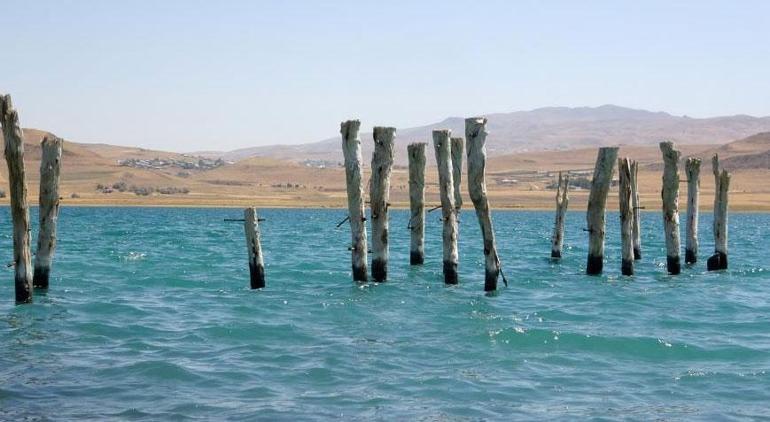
xmin=196 ymin=105 xmax=770 ymax=164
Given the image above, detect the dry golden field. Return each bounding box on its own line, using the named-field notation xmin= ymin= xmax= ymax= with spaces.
xmin=1 ymin=128 xmax=768 ymax=211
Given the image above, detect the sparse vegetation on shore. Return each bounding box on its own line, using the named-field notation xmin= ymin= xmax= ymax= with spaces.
xmin=96 ymin=182 xmax=190 ymax=196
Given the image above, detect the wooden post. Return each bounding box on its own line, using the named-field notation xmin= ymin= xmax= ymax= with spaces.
xmin=660 ymin=141 xmax=682 ymax=275
xmin=550 ymin=171 xmax=569 ymax=259
xmin=1 ymin=95 xmax=33 ymax=303
xmin=630 ymin=160 xmax=642 ymax=260
xmin=243 ymin=207 xmax=265 ymax=288
xmin=618 ymin=157 xmax=634 ymax=276
xmin=340 ymin=120 xmax=368 ymax=282
xmin=451 ymin=137 xmax=464 ymax=213
xmin=33 ymin=135 xmax=63 ymax=289
xmin=708 ymin=154 xmax=730 ymax=271
xmin=407 ymin=143 xmax=426 ymax=265
xmin=465 ymin=118 xmax=502 ymax=291
xmin=685 ymin=157 xmax=701 ymax=264
xmin=433 ymin=129 xmax=459 ymax=284
xmin=369 ymin=127 xmax=395 ymax=282
xmin=586 ymin=147 xmax=618 ymax=275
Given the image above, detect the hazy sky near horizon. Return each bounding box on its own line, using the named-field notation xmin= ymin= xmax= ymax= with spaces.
xmin=2 ymin=0 xmax=769 ymax=151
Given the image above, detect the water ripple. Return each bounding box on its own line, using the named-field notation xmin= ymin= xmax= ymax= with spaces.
xmin=0 ymin=208 xmax=769 ymax=420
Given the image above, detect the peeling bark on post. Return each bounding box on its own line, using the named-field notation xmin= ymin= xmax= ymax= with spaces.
xmin=465 ymin=118 xmax=502 ymax=291
xmin=407 ymin=143 xmax=426 ymax=265
xmin=433 ymin=129 xmax=459 ymax=284
xmin=369 ymin=127 xmax=395 ymax=282
xmin=450 ymin=137 xmax=464 ymax=213
xmin=550 ymin=171 xmax=569 ymax=259
xmin=586 ymin=147 xmax=618 ymax=275
xmin=630 ymin=160 xmax=642 ymax=260
xmin=618 ymin=158 xmax=634 ymax=276
xmin=340 ymin=120 xmax=368 ymax=282
xmin=660 ymin=141 xmax=682 ymax=275
xmin=685 ymin=157 xmax=701 ymax=264
xmin=1 ymin=95 xmax=33 ymax=303
xmin=708 ymin=155 xmax=730 ymax=271
xmin=244 ymin=207 xmax=265 ymax=288
xmin=33 ymin=135 xmax=63 ymax=289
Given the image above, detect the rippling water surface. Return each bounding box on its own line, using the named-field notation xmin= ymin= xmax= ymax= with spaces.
xmin=1 ymin=207 xmax=769 ymax=420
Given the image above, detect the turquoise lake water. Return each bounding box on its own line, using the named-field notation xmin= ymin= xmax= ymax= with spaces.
xmin=0 ymin=207 xmax=768 ymax=420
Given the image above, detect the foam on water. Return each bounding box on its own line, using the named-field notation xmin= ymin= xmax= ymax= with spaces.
xmin=1 ymin=207 xmax=769 ymax=420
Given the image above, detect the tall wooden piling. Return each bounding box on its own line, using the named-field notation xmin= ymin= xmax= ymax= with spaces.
xmin=708 ymin=154 xmax=730 ymax=271
xmin=630 ymin=160 xmax=642 ymax=260
xmin=465 ymin=118 xmax=502 ymax=291
xmin=618 ymin=158 xmax=634 ymax=276
xmin=33 ymin=135 xmax=63 ymax=289
xmin=550 ymin=171 xmax=569 ymax=259
xmin=369 ymin=127 xmax=395 ymax=282
xmin=451 ymin=137 xmax=464 ymax=213
xmin=433 ymin=129 xmax=459 ymax=284
xmin=585 ymin=147 xmax=618 ymax=275
xmin=407 ymin=143 xmax=426 ymax=265
xmin=340 ymin=120 xmax=368 ymax=282
xmin=685 ymin=157 xmax=701 ymax=264
xmin=1 ymin=95 xmax=33 ymax=303
xmin=660 ymin=141 xmax=682 ymax=275
xmin=243 ymin=207 xmax=265 ymax=288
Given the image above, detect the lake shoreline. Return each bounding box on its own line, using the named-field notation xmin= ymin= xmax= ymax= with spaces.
xmin=0 ymin=200 xmax=768 ymax=212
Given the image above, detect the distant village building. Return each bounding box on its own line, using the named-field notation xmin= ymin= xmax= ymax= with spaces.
xmin=300 ymin=159 xmax=343 ymax=169
xmin=117 ymin=157 xmax=226 ymax=171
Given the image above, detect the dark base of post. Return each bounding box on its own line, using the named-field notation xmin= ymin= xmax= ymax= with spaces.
xmin=410 ymin=251 xmax=424 ymax=265
xmin=484 ymin=268 xmax=498 ymax=292
xmin=666 ymin=255 xmax=681 ymax=275
xmin=372 ymin=259 xmax=387 ymax=282
xmin=443 ymin=261 xmax=458 ymax=285
xmin=633 ymin=248 xmax=641 ymax=260
xmin=249 ymin=263 xmax=265 ymax=289
xmin=685 ymin=249 xmax=697 ymax=265
xmin=586 ymin=254 xmax=603 ymax=275
xmin=33 ymin=266 xmax=49 ymax=289
xmin=15 ymin=277 xmax=32 ymax=304
xmin=621 ymin=259 xmax=634 ymax=276
xmin=707 ymin=252 xmax=728 ymax=271
xmin=550 ymin=250 xmax=561 ymax=259
xmin=352 ymin=264 xmax=368 ymax=282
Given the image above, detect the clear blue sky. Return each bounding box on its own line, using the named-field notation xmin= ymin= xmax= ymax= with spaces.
xmin=2 ymin=0 xmax=769 ymax=151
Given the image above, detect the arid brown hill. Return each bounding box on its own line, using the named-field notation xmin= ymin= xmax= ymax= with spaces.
xmin=712 ymin=132 xmax=770 ymax=170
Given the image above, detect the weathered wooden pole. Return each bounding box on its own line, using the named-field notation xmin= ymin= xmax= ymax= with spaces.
xmin=407 ymin=143 xmax=426 ymax=265
xmin=585 ymin=147 xmax=618 ymax=275
xmin=550 ymin=171 xmax=569 ymax=259
xmin=451 ymin=137 xmax=464 ymax=213
xmin=660 ymin=141 xmax=682 ymax=275
xmin=243 ymin=207 xmax=265 ymax=288
xmin=630 ymin=160 xmax=642 ymax=260
xmin=685 ymin=157 xmax=701 ymax=264
xmin=433 ymin=129 xmax=459 ymax=284
xmin=465 ymin=118 xmax=503 ymax=291
xmin=340 ymin=120 xmax=368 ymax=282
xmin=708 ymin=154 xmax=730 ymax=271
xmin=369 ymin=127 xmax=395 ymax=282
xmin=33 ymin=135 xmax=63 ymax=289
xmin=1 ymin=95 xmax=33 ymax=303
xmin=618 ymin=157 xmax=634 ymax=276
